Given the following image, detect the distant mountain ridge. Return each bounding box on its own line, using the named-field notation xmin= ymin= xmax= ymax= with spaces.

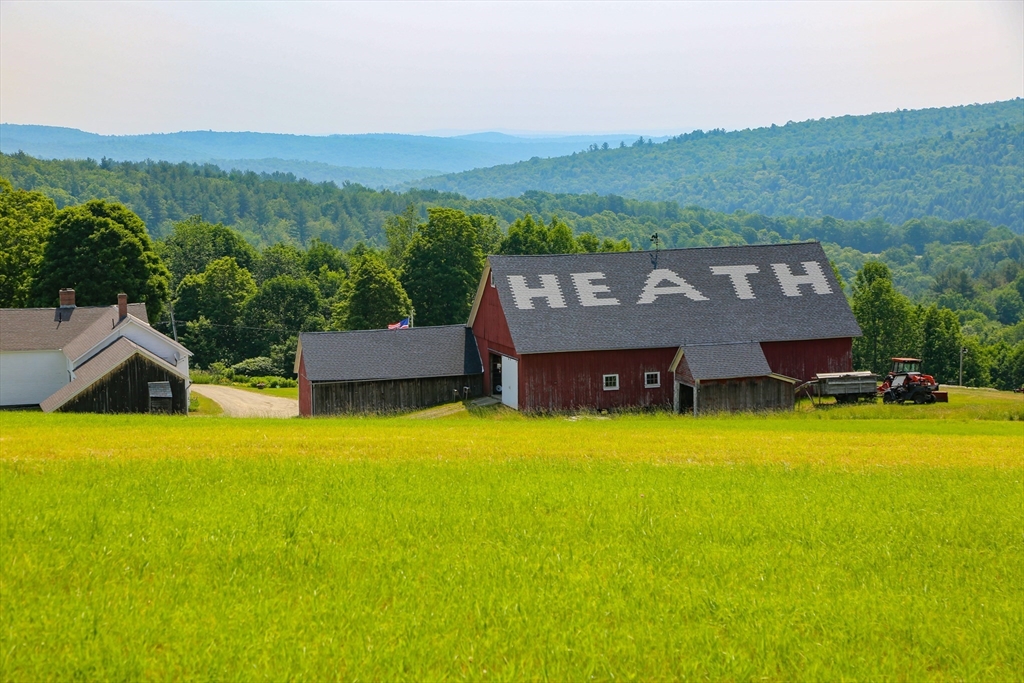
xmin=405 ymin=99 xmax=1024 ymax=200
xmin=0 ymin=125 xmax=661 ymax=183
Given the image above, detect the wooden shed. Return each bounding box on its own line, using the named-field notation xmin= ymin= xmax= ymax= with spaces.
xmin=670 ymin=342 xmax=796 ymax=415
xmin=296 ymin=325 xmax=484 ymax=416
xmin=468 ymin=242 xmax=860 ymax=414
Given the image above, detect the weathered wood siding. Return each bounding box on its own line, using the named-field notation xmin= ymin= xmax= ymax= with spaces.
xmin=761 ymin=338 xmax=853 ymax=382
xmin=58 ymin=355 xmax=188 ymax=414
xmin=520 ymin=347 xmax=677 ymax=413
xmin=312 ymin=374 xmax=484 ymax=415
xmin=693 ymin=376 xmax=794 ymax=414
xmin=471 ymin=281 xmax=518 ymax=395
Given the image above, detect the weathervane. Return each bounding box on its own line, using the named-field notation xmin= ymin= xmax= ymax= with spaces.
xmin=649 ymin=232 xmax=660 ymax=268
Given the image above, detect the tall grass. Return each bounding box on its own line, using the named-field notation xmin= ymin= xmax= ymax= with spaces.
xmin=1 ymin=392 xmax=1021 ymax=680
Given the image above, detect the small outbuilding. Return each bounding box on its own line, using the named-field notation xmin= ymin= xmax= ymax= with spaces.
xmin=670 ymin=342 xmax=797 ymax=415
xmin=295 ymin=325 xmax=483 ymax=416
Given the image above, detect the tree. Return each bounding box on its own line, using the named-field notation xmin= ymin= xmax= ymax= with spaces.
xmin=243 ymin=276 xmax=325 ymax=357
xmin=499 ymin=214 xmax=551 ymax=255
xmin=335 ymin=254 xmax=411 ymax=330
xmin=402 ymin=208 xmax=484 ymax=326
xmin=469 ymin=213 xmax=503 ymax=256
xmin=254 ymin=243 xmax=304 ymax=284
xmin=303 ymin=237 xmax=347 ymax=275
xmin=919 ymin=305 xmax=961 ymax=384
xmin=0 ymin=180 xmax=56 ymax=307
xmin=548 ymin=217 xmax=578 ymax=254
xmin=31 ymin=200 xmax=170 ymax=320
xmin=157 ymin=215 xmax=258 ymax=287
xmin=174 ymin=256 xmax=256 ymax=365
xmin=851 ymin=261 xmax=918 ymax=374
xmin=932 ymin=267 xmax=976 ymax=299
xmin=383 ymin=204 xmax=420 ymax=269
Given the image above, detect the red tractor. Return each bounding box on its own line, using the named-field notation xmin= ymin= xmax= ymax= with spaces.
xmin=878 ymin=358 xmax=943 ymax=404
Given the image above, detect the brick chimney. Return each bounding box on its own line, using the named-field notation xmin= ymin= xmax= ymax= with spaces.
xmin=59 ymin=288 xmax=76 ymax=308
xmin=117 ymin=293 xmax=128 ymax=320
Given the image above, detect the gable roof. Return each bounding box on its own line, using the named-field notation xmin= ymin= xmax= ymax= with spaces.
xmin=63 ymin=313 xmax=191 ymax=367
xmin=40 ymin=337 xmax=183 ymax=412
xmin=299 ymin=325 xmax=483 ymax=383
xmin=0 ymin=303 xmax=148 ymax=353
xmin=483 ymin=242 xmax=861 ymax=355
xmin=677 ymin=343 xmax=772 ymax=381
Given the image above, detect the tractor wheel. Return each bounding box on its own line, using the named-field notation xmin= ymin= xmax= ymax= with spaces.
xmin=914 ymin=393 xmax=927 ymax=405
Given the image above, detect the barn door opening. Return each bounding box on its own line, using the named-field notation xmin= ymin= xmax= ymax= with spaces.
xmin=501 ymin=356 xmax=518 ymax=410
xmin=679 ymin=383 xmax=695 ymax=415
xmin=490 ymin=353 xmax=503 ymax=397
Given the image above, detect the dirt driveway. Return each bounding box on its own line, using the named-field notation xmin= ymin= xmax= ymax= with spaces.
xmin=191 ymin=385 xmax=299 ymax=418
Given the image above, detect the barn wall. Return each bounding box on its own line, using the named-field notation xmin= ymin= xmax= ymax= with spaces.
xmin=298 ymin=354 xmax=312 ymax=417
xmin=312 ymin=374 xmax=484 ymax=415
xmin=695 ymin=376 xmax=794 ymax=414
xmin=471 ymin=281 xmax=518 ymax=395
xmin=58 ymin=355 xmax=188 ymax=414
xmin=520 ymin=347 xmax=677 ymax=412
xmin=761 ymin=338 xmax=853 ymax=382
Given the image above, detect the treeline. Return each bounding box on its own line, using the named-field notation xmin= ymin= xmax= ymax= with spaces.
xmin=851 ymin=262 xmax=1024 ymax=391
xmin=1 ymin=151 xmax=1017 ymax=256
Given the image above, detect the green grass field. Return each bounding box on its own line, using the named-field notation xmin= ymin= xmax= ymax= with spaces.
xmin=1 ymin=389 xmax=1021 ymax=680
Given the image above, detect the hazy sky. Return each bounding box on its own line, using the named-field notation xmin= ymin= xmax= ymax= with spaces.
xmin=1 ymin=1 xmax=1021 ymax=136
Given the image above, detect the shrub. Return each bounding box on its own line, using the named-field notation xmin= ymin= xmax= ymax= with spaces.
xmin=231 ymin=357 xmax=284 ymax=378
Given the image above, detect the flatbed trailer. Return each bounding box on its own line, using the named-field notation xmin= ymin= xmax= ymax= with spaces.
xmin=806 ymin=371 xmax=879 ymax=404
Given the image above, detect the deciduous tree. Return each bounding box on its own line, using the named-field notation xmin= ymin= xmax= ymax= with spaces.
xmin=31 ymin=200 xmax=170 ymax=319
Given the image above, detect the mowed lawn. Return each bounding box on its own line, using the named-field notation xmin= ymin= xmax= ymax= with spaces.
xmin=1 ymin=390 xmax=1021 ymax=681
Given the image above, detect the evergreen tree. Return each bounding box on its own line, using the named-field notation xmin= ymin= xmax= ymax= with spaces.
xmin=31 ymin=200 xmax=170 ymax=319
xmin=402 ymin=208 xmax=484 ymax=326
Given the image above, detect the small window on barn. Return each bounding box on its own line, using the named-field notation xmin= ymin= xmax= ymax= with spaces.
xmin=603 ymin=374 xmax=619 ymax=391
xmin=644 ymin=372 xmax=660 ymax=388
xmin=490 ymin=271 xmax=495 ymax=288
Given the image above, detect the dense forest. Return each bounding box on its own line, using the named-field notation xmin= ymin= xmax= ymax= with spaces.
xmin=409 ymin=100 xmax=1024 ymax=230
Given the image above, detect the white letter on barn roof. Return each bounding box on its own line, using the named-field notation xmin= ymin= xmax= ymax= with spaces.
xmin=508 ymin=274 xmax=567 ymax=309
xmin=636 ymin=269 xmax=709 ymax=304
xmin=571 ymin=272 xmax=619 ymax=307
xmin=771 ymin=261 xmax=833 ymax=296
xmin=710 ymin=265 xmax=759 ymax=299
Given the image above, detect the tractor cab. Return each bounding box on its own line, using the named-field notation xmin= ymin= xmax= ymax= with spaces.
xmin=890 ymin=358 xmax=922 ymax=375
xmin=879 ymin=357 xmax=939 ymax=404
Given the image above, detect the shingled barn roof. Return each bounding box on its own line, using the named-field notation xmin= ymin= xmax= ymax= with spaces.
xmin=481 ymin=242 xmax=861 ymax=355
xmin=299 ymin=325 xmax=483 ymax=383
xmin=0 ymin=303 xmax=148 ymax=352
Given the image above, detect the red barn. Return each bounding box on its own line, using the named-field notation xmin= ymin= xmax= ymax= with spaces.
xmin=468 ymin=242 xmax=860 ymax=414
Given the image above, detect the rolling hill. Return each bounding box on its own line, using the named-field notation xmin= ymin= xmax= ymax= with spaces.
xmin=406 ymin=100 xmax=1024 ymax=229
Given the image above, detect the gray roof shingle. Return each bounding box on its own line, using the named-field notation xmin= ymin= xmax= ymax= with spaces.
xmin=300 ymin=325 xmax=483 ymax=382
xmin=486 ymin=242 xmax=861 ymax=354
xmin=680 ymin=343 xmax=772 ymax=381
xmin=0 ymin=304 xmax=148 ymax=352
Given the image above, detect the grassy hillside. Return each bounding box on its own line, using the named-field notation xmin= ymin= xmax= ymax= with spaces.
xmin=409 ymin=100 xmax=1024 ymax=229
xmin=2 ymin=391 xmax=1021 ymax=680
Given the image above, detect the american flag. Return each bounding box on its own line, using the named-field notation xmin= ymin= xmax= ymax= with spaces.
xmin=388 ymin=318 xmax=410 ymax=329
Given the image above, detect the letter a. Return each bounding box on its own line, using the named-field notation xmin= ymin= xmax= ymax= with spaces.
xmin=636 ymin=269 xmax=709 ymax=304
